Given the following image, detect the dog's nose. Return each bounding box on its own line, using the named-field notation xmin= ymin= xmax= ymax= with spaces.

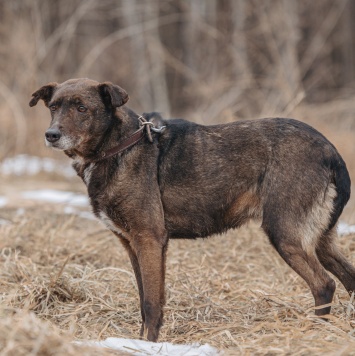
xmin=45 ymin=129 xmax=61 ymax=143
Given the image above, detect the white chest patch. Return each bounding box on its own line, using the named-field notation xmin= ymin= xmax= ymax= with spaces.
xmin=98 ymin=210 xmax=122 ymax=235
xmin=83 ymin=163 xmax=95 ymax=185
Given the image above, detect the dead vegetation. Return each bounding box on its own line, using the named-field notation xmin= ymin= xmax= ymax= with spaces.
xmin=0 ymin=309 xmax=117 ymax=356
xmin=0 ymin=183 xmax=354 ymax=354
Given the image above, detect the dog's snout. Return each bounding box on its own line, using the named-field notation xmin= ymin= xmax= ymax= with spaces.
xmin=45 ymin=128 xmax=61 ymax=143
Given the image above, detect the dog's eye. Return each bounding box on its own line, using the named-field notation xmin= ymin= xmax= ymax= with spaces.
xmin=78 ymin=105 xmax=87 ymax=113
xmin=49 ymin=105 xmax=57 ymax=112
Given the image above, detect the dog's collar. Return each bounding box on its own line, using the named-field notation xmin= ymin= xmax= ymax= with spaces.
xmin=93 ymin=116 xmax=165 ymax=162
xmin=95 ymin=126 xmax=145 ymax=161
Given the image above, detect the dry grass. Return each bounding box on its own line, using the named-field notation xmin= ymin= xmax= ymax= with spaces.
xmin=0 ymin=176 xmax=355 ymax=355
xmin=0 ymin=309 xmax=117 ymax=356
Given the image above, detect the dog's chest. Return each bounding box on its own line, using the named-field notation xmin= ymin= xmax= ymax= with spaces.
xmin=76 ymin=160 xmax=104 ymax=189
xmin=83 ymin=162 xmax=95 ymax=185
xmin=75 ymin=160 xmax=125 ymax=235
xmin=72 ymin=158 xmax=94 ymax=184
xmin=97 ymin=210 xmax=123 ymax=235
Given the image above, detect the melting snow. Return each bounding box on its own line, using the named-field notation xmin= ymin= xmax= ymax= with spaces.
xmin=0 ymin=154 xmax=74 ymax=177
xmin=338 ymin=222 xmax=355 ymax=235
xmin=21 ymin=189 xmax=89 ymax=206
xmin=0 ymin=218 xmax=11 ymax=225
xmin=76 ymin=337 xmax=220 ymax=356
xmin=64 ymin=206 xmax=95 ymax=220
xmin=0 ymin=196 xmax=7 ymax=207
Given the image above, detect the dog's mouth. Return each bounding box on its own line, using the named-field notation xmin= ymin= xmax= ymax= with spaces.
xmin=45 ymin=135 xmax=76 ymax=151
xmin=45 ymin=138 xmax=61 ymax=150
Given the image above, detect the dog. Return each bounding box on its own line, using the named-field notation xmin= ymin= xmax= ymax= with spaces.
xmin=29 ymin=78 xmax=355 ymax=342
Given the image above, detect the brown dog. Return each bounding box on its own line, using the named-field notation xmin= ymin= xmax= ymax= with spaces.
xmin=29 ymin=78 xmax=355 ymax=342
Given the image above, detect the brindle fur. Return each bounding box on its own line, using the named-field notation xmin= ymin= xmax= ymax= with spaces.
xmin=30 ymin=78 xmax=355 ymax=342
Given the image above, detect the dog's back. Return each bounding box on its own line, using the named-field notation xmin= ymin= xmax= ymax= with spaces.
xmin=158 ymin=118 xmax=350 ymax=240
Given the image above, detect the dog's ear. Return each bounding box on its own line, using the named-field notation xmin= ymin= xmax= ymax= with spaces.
xmin=98 ymin=82 xmax=129 ymax=108
xmin=29 ymin=83 xmax=58 ymax=107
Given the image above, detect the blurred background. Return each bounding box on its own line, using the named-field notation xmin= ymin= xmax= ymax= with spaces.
xmin=0 ymin=0 xmax=354 ymax=168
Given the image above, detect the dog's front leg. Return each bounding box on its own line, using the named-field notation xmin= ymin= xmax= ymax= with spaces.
xmin=132 ymin=234 xmax=168 ymax=342
xmin=118 ymin=236 xmax=146 ymax=337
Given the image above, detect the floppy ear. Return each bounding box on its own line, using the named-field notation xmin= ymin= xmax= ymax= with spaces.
xmin=98 ymin=82 xmax=129 ymax=108
xmin=29 ymin=83 xmax=58 ymax=107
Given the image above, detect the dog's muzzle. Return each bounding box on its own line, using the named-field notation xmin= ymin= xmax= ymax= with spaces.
xmin=45 ymin=128 xmax=62 ymax=143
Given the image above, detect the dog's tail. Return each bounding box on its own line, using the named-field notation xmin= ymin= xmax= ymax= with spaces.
xmin=328 ymin=153 xmax=351 ymax=231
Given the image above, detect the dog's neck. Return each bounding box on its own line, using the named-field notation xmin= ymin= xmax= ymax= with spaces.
xmin=92 ymin=107 xmax=141 ymax=160
xmin=65 ymin=107 xmax=141 ymax=164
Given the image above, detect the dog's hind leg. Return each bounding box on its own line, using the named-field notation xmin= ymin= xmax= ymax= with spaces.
xmin=262 ymin=216 xmax=336 ymax=316
xmin=316 ymin=227 xmax=355 ymax=295
xmin=118 ymin=236 xmax=146 ymax=337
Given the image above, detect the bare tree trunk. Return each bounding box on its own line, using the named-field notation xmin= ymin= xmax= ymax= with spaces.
xmin=122 ymin=0 xmax=152 ymax=109
xmin=257 ymin=0 xmax=303 ymax=115
xmin=181 ymin=1 xmax=201 ymax=73
xmin=281 ymin=0 xmax=303 ymax=104
xmin=342 ymin=0 xmax=355 ymax=85
xmin=231 ymin=0 xmax=250 ymax=83
xmin=200 ymin=0 xmax=247 ymax=122
xmin=145 ymin=0 xmax=171 ymax=116
xmin=158 ymin=0 xmax=192 ymax=116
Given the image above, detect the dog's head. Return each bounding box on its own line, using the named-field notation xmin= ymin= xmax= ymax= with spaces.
xmin=29 ymin=78 xmax=129 ymax=151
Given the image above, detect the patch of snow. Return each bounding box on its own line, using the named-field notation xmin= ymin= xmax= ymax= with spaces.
xmin=21 ymin=190 xmax=89 ymax=206
xmin=0 ymin=196 xmax=7 ymax=207
xmin=78 ymin=211 xmax=96 ymax=220
xmin=338 ymin=222 xmax=355 ymax=236
xmin=64 ymin=206 xmax=95 ymax=220
xmin=76 ymin=337 xmax=220 ymax=356
xmin=16 ymin=208 xmax=25 ymax=216
xmin=0 ymin=154 xmax=74 ymax=177
xmin=0 ymin=218 xmax=11 ymax=225
xmin=63 ymin=206 xmax=76 ymax=214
